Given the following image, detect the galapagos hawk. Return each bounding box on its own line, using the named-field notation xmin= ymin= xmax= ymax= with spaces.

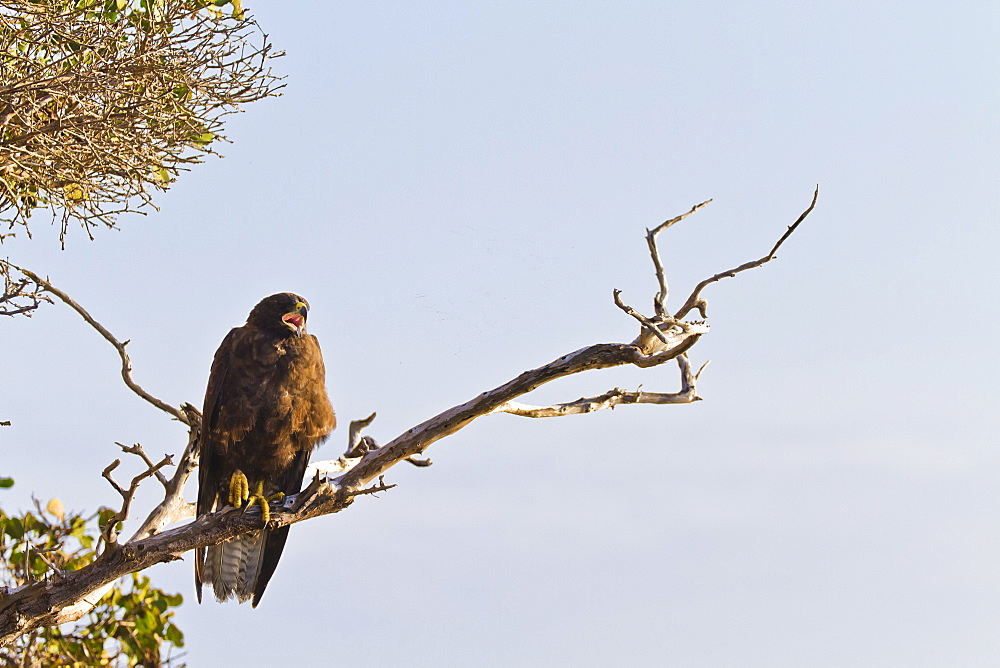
xmin=195 ymin=293 xmax=336 ymax=606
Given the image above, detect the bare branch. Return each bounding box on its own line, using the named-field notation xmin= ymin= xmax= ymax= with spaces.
xmin=13 ymin=265 xmax=191 ymax=424
xmin=645 ymin=199 xmax=713 ymax=316
xmin=351 ymin=476 xmax=397 ymax=499
xmin=100 ymin=452 xmax=174 ymax=545
xmin=492 ymin=354 xmax=703 ymax=417
xmin=334 ymin=339 xmax=704 ymax=494
xmin=613 ymin=288 xmax=671 ymax=345
xmin=115 ymin=442 xmax=169 ymax=489
xmin=127 ymin=406 xmax=201 ymax=544
xmin=673 ymin=186 xmax=819 ymax=319
xmin=0 ymin=259 xmax=50 ymax=317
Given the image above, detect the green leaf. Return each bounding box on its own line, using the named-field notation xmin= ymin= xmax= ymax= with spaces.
xmin=5 ymin=517 xmax=23 ymax=539
xmin=0 ymin=477 xmax=13 ymax=488
xmin=97 ymin=508 xmax=117 ymax=528
xmin=165 ymin=623 xmax=184 ymax=646
xmin=70 ymin=516 xmax=87 ymax=538
xmin=31 ymin=553 xmax=48 ymax=575
xmin=149 ymin=166 xmax=172 ymax=185
xmin=134 ymin=610 xmax=154 ymax=634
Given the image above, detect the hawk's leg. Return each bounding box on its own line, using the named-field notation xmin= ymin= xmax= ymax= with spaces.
xmin=227 ymin=471 xmax=284 ymax=521
xmin=247 ymin=480 xmax=285 ymax=523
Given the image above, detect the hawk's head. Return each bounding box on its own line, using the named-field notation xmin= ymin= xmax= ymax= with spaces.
xmin=247 ymin=293 xmax=310 ymax=338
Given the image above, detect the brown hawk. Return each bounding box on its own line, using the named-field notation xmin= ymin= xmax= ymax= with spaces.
xmin=195 ymin=293 xmax=336 ymax=606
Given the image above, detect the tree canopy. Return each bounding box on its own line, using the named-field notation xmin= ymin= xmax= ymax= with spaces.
xmin=0 ymin=0 xmax=281 ymax=245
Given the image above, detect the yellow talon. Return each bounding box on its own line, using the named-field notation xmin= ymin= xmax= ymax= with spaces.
xmin=247 ymin=480 xmax=285 ymax=523
xmin=228 ymin=470 xmax=249 ymax=508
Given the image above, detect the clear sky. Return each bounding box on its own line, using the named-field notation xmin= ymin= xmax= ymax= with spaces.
xmin=2 ymin=1 xmax=998 ymax=665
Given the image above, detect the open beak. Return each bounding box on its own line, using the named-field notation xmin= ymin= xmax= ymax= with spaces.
xmin=281 ymin=302 xmax=308 ymax=337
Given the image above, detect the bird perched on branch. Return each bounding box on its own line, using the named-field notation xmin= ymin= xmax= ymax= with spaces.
xmin=195 ymin=293 xmax=336 ymax=607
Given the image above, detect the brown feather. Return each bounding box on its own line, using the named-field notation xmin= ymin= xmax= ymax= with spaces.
xmin=195 ymin=293 xmax=336 ymax=606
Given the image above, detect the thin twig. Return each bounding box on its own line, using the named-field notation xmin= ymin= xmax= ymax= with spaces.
xmin=12 ymin=265 xmax=190 ymax=424
xmin=350 ymin=476 xmax=397 ymax=499
xmin=101 ymin=453 xmax=173 ymax=544
xmin=115 ymin=442 xmax=169 ymax=488
xmin=405 ymin=456 xmax=433 ymax=467
xmin=673 ymin=186 xmax=818 ymax=319
xmin=612 ymin=289 xmax=671 ymax=345
xmin=0 ymin=260 xmax=50 ymax=317
xmin=646 ymin=199 xmax=712 ymax=316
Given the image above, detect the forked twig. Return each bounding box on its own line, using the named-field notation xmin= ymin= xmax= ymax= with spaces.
xmin=129 ymin=404 xmax=201 ymax=541
xmin=492 ymin=353 xmax=705 ymax=417
xmin=115 ymin=442 xmax=169 ymax=488
xmin=101 ymin=452 xmax=173 ymax=544
xmin=340 ymin=412 xmax=431 ymax=467
xmin=646 ymin=199 xmax=713 ymax=316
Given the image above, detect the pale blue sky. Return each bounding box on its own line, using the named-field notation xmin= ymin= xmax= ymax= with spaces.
xmin=2 ymin=2 xmax=998 ymax=665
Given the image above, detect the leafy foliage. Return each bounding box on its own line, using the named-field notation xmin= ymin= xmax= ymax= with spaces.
xmin=0 ymin=482 xmax=185 ymax=666
xmin=0 ymin=0 xmax=281 ymax=245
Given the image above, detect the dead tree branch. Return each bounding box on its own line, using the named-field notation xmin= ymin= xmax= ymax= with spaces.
xmin=115 ymin=443 xmax=170 ymax=489
xmin=100 ymin=449 xmax=173 ymax=545
xmin=0 ymin=191 xmax=817 ymax=644
xmin=492 ymin=354 xmax=705 ymax=417
xmin=0 ymin=259 xmax=50 ymax=317
xmin=13 ymin=264 xmax=192 ymax=425
xmin=128 ymin=404 xmax=202 ymax=539
xmin=647 ymin=199 xmax=713 ymax=316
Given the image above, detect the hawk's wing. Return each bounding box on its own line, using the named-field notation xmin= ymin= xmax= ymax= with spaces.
xmin=194 ymin=326 xmax=239 ymax=603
